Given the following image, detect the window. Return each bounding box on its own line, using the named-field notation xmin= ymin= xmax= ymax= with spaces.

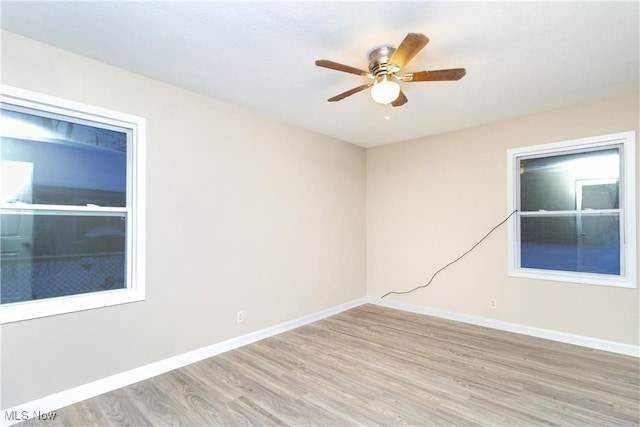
xmin=507 ymin=132 xmax=636 ymax=288
xmin=0 ymin=85 xmax=146 ymax=323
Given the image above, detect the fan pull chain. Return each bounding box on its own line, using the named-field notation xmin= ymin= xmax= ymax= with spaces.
xmin=384 ymin=103 xmax=391 ymax=120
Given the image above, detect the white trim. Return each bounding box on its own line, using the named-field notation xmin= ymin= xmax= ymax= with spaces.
xmin=506 ymin=131 xmax=637 ymax=288
xmin=367 ymin=297 xmax=640 ymax=357
xmin=0 ymin=85 xmax=147 ymax=323
xmin=3 ymin=296 xmax=638 ymax=426
xmin=0 ymin=297 xmax=368 ymax=426
xmin=0 ymin=85 xmax=144 ymax=131
xmin=0 ymin=289 xmax=145 ymax=325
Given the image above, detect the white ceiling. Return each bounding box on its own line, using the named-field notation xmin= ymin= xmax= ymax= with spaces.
xmin=1 ymin=1 xmax=638 ymax=148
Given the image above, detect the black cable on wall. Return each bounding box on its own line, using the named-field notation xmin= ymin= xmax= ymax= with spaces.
xmin=380 ymin=210 xmax=518 ymax=299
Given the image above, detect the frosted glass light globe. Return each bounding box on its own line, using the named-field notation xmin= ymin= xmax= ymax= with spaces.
xmin=371 ymin=76 xmax=400 ymax=104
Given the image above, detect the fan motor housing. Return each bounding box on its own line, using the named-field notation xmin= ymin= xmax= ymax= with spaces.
xmin=368 ymin=46 xmax=398 ymax=76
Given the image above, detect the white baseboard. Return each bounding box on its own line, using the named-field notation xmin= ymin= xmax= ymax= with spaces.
xmin=4 ymin=295 xmax=637 ymax=426
xmin=1 ymin=297 xmax=368 ymax=427
xmin=367 ymin=297 xmax=640 ymax=358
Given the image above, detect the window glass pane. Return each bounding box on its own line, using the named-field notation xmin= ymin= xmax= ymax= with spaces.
xmin=1 ymin=108 xmax=127 ymax=207
xmin=521 ymin=213 xmax=620 ymax=275
xmin=1 ymin=212 xmax=126 ymax=303
xmin=520 ymin=148 xmax=619 ymax=212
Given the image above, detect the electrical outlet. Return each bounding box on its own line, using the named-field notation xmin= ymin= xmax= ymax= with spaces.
xmin=237 ymin=311 xmax=244 ymax=323
xmin=489 ymin=298 xmax=497 ymax=309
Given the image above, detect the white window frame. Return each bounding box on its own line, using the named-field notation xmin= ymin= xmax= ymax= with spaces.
xmin=507 ymin=131 xmax=636 ymax=288
xmin=0 ymin=85 xmax=146 ymax=323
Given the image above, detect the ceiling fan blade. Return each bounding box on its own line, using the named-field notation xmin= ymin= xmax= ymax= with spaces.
xmin=327 ymin=83 xmax=374 ymax=102
xmin=391 ymin=90 xmax=408 ymax=107
xmin=315 ymin=59 xmax=370 ymax=76
xmin=388 ymin=33 xmax=429 ymax=70
xmin=404 ymin=68 xmax=467 ymax=82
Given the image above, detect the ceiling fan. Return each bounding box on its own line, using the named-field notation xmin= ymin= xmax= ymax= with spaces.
xmin=315 ymin=33 xmax=466 ymax=107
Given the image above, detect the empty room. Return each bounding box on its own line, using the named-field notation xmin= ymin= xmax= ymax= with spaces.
xmin=0 ymin=1 xmax=638 ymax=426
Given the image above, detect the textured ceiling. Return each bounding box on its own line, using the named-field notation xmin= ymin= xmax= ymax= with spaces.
xmin=1 ymin=1 xmax=638 ymax=148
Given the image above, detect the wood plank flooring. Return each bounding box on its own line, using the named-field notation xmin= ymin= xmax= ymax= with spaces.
xmin=17 ymin=304 xmax=640 ymax=426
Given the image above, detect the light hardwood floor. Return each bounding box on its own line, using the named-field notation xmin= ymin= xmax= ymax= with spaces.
xmin=18 ymin=304 xmax=640 ymax=426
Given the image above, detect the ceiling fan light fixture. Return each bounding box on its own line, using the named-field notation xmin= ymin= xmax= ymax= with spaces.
xmin=316 ymin=33 xmax=466 ymax=108
xmin=370 ymin=75 xmax=400 ymax=105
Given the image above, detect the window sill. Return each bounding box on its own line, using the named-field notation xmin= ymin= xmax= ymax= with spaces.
xmin=0 ymin=287 xmax=145 ymax=324
xmin=509 ymin=268 xmax=636 ymax=289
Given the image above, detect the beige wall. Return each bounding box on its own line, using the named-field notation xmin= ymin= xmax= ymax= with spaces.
xmin=0 ymin=31 xmax=367 ymax=408
xmin=2 ymin=29 xmax=638 ymax=410
xmin=367 ymin=93 xmax=640 ymax=345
